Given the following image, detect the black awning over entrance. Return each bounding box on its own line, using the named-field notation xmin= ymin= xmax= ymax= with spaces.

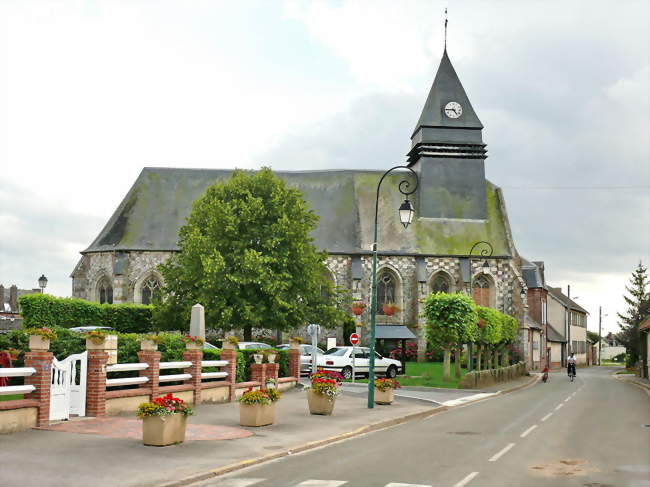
xmin=375 ymin=325 xmax=417 ymax=340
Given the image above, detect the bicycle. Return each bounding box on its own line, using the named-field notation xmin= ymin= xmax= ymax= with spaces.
xmin=568 ymin=364 xmax=576 ymax=382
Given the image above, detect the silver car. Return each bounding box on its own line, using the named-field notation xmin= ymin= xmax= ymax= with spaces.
xmin=277 ymin=343 xmax=324 ymax=374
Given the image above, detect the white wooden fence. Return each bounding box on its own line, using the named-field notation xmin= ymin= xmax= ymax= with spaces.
xmin=0 ymin=367 xmax=36 ymax=396
xmin=105 ymin=359 xmax=229 ymax=388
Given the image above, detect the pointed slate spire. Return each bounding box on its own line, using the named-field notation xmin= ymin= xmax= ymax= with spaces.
xmin=413 ymin=49 xmax=483 ymax=136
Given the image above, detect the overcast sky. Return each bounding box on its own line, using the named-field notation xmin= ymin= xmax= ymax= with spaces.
xmin=1 ymin=1 xmax=648 ymax=335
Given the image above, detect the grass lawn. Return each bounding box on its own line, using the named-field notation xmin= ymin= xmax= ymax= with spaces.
xmin=345 ymin=361 xmax=467 ymax=389
xmin=0 ymin=394 xmax=24 ymax=401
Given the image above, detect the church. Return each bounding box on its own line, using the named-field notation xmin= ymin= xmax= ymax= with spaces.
xmin=71 ymin=48 xmax=530 ymax=359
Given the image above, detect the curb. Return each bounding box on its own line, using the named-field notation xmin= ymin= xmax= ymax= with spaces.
xmin=158 ymin=375 xmax=538 ymax=487
xmin=157 ymin=406 xmax=447 ymax=487
xmin=615 ymin=375 xmax=650 ymax=393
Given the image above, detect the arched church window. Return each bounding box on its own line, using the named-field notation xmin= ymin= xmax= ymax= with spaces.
xmin=141 ymin=277 xmax=162 ymax=305
xmin=98 ymin=278 xmax=113 ymax=304
xmin=472 ymin=274 xmax=491 ymax=307
xmin=377 ymin=271 xmax=396 ymax=315
xmin=431 ymin=274 xmax=451 ymax=294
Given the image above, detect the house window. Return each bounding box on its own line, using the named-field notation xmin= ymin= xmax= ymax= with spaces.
xmin=431 ymin=274 xmax=451 ymax=294
xmin=98 ymin=278 xmax=113 ymax=304
xmin=141 ymin=278 xmax=161 ymax=305
xmin=542 ymin=299 xmax=547 ymax=324
xmin=472 ymin=274 xmax=491 ymax=307
xmin=377 ymin=271 xmax=396 ymax=315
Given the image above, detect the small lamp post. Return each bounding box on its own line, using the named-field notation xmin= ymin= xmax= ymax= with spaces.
xmin=467 ymin=241 xmax=494 ymax=372
xmin=367 ymin=165 xmax=418 ymax=409
xmin=38 ymin=275 xmax=48 ymax=294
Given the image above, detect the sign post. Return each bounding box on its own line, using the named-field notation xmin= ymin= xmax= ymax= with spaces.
xmin=307 ymin=324 xmax=321 ymax=375
xmin=349 ymin=333 xmax=360 ymax=384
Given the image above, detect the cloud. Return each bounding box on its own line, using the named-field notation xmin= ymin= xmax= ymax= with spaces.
xmin=0 ymin=180 xmax=104 ymax=298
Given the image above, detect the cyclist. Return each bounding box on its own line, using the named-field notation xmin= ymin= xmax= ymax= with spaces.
xmin=567 ymin=352 xmax=577 ymax=381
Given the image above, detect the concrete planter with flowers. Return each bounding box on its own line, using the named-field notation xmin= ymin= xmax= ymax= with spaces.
xmin=26 ymin=327 xmax=57 ymax=351
xmin=374 ymin=378 xmax=401 ymax=405
xmin=137 ymin=393 xmax=194 ymax=446
xmin=307 ymin=370 xmax=343 ymax=415
xmin=238 ymin=387 xmax=281 ymax=427
xmin=183 ymin=335 xmax=204 ymax=350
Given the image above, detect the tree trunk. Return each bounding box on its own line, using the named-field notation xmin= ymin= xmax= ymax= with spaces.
xmin=486 ymin=348 xmax=492 ymax=371
xmin=493 ymin=349 xmax=499 ymax=369
xmin=477 ymin=345 xmax=483 ymax=371
xmin=443 ymin=349 xmax=451 ymax=382
xmin=454 ymin=346 xmax=462 ymax=379
xmin=502 ymin=348 xmax=509 ymax=367
xmin=244 ymin=324 xmax=252 ymax=341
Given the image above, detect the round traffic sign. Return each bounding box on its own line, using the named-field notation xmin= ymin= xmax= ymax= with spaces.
xmin=349 ymin=333 xmax=360 ymax=345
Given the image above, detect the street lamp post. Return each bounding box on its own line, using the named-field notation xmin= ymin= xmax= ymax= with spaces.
xmin=367 ymin=165 xmax=418 ymax=409
xmin=38 ymin=275 xmax=48 ymax=294
xmin=467 ymin=241 xmax=493 ymax=372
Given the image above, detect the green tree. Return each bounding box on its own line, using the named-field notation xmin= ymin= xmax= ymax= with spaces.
xmin=586 ymin=331 xmax=600 ymax=344
xmin=476 ymin=306 xmax=502 ymax=370
xmin=617 ymin=261 xmax=650 ymax=367
xmin=424 ymin=292 xmax=478 ymax=382
xmin=155 ymin=168 xmax=346 ymax=339
xmin=499 ymin=314 xmax=519 ymax=366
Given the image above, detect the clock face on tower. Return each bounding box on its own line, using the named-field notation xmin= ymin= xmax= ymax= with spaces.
xmin=444 ymin=101 xmax=463 ymax=119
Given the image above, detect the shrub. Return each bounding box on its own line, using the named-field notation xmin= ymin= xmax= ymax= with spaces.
xmin=19 ymin=294 xmax=153 ymax=333
xmin=237 ymin=348 xmax=289 ymax=381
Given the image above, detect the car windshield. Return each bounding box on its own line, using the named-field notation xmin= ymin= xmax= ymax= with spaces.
xmin=324 ymin=348 xmax=348 ymax=356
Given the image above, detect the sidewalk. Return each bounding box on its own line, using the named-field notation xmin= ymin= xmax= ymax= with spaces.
xmin=0 ymin=387 xmax=438 ymax=487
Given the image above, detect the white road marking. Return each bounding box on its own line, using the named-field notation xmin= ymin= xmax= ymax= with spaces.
xmin=452 ymin=472 xmax=479 ymax=487
xmin=441 ymin=393 xmax=496 ymax=407
xmin=294 ymin=481 xmax=348 ymax=487
xmin=564 ymin=396 xmax=572 ymax=402
xmin=571 ymin=392 xmax=576 ymax=397
xmin=385 ymin=483 xmax=432 ymax=487
xmin=520 ymin=425 xmax=538 ymax=438
xmin=489 ymin=442 xmax=516 ymax=462
xmin=555 ymin=403 xmax=564 ymax=411
xmin=541 ymin=413 xmax=553 ymax=422
xmin=203 ymin=480 xmax=265 ymax=487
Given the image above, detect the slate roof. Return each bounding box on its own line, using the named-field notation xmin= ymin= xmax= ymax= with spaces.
xmin=547 ymin=323 xmax=566 ymax=342
xmin=521 ymin=258 xmax=544 ymax=289
xmin=412 ymin=49 xmax=483 ymax=135
xmin=547 ymin=286 xmax=588 ymax=314
xmin=84 ymin=167 xmax=513 ymax=257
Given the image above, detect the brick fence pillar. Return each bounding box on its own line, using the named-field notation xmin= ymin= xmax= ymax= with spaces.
xmin=288 ymin=348 xmax=300 ymax=379
xmin=183 ymin=347 xmax=203 ymax=405
xmin=137 ymin=349 xmax=161 ymax=400
xmin=86 ymin=350 xmax=108 ymax=417
xmin=266 ymin=363 xmax=279 ymax=384
xmin=24 ymin=349 xmax=53 ymax=427
xmin=220 ymin=347 xmax=237 ymax=401
xmin=251 ymin=363 xmax=266 ymax=388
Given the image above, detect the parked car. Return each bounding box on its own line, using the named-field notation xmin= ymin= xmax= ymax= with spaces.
xmin=277 ymin=343 xmax=324 ymax=374
xmin=316 ymin=346 xmax=402 ymax=380
xmin=69 ymin=326 xmax=114 ymax=332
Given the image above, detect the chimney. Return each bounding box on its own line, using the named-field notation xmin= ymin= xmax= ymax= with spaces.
xmin=9 ymin=285 xmax=18 ymax=312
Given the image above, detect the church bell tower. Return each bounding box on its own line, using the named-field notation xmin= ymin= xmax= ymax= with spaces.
xmin=407 ymin=48 xmax=488 ymax=220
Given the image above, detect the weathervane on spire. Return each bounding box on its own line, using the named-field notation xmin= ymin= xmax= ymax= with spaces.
xmin=444 ymin=8 xmax=448 ymax=50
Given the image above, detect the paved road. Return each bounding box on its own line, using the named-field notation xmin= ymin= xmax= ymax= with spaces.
xmin=199 ymin=367 xmax=650 ymax=487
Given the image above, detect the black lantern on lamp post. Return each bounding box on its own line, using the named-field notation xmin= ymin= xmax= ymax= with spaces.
xmin=38 ymin=275 xmax=48 ymax=293
xmin=367 ymin=166 xmax=418 ymax=409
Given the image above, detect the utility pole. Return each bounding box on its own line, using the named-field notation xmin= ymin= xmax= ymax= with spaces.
xmin=598 ymin=306 xmax=602 ymax=366
xmin=566 ymin=285 xmax=571 ymax=361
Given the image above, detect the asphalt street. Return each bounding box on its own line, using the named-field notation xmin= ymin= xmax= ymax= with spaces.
xmin=199 ymin=367 xmax=650 ymax=487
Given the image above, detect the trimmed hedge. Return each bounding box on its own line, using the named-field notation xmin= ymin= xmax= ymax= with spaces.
xmin=19 ymin=293 xmax=154 ymax=333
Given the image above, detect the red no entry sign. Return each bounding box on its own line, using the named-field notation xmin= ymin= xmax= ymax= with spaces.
xmin=349 ymin=333 xmax=360 ymax=345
